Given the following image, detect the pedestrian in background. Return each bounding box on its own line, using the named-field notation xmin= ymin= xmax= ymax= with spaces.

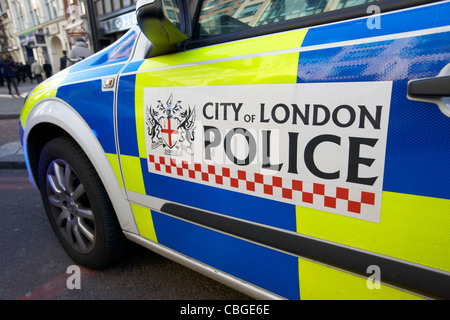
xmin=60 ymin=50 xmax=68 ymax=70
xmin=68 ymin=38 xmax=93 ymax=66
xmin=43 ymin=61 xmax=52 ymax=79
xmin=0 ymin=53 xmax=20 ymax=97
xmin=31 ymin=60 xmax=44 ymax=83
xmin=24 ymin=62 xmax=32 ymax=83
xmin=17 ymin=63 xmax=27 ymax=83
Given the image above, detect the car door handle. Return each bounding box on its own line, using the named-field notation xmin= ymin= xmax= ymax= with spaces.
xmin=407 ymin=65 xmax=450 ymax=118
xmin=407 ymin=75 xmax=450 ymax=99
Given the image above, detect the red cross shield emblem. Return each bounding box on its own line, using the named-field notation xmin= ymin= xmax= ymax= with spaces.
xmin=161 ymin=118 xmax=180 ymax=148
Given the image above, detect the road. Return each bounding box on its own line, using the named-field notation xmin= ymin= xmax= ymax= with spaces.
xmin=0 ymin=168 xmax=252 ymax=300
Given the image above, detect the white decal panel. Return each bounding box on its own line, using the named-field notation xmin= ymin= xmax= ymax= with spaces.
xmin=144 ymin=83 xmax=392 ymax=223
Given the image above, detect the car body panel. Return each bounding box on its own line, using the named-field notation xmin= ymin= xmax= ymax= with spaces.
xmin=20 ymin=1 xmax=450 ymax=300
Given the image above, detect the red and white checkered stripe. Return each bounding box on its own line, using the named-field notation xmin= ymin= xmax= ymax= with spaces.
xmin=148 ymin=155 xmax=376 ymax=215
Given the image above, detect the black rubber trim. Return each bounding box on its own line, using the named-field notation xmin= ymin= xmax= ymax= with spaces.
xmin=408 ymin=76 xmax=450 ymax=98
xmin=161 ymin=202 xmax=450 ymax=299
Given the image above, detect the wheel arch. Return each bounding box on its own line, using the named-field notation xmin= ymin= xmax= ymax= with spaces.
xmin=23 ymin=98 xmax=138 ymax=234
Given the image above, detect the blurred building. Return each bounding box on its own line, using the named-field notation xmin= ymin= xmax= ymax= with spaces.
xmin=0 ymin=0 xmax=74 ymax=73
xmin=0 ymin=2 xmax=8 ymax=55
xmin=92 ymin=0 xmax=138 ymax=50
xmin=0 ymin=0 xmax=141 ymax=74
xmin=63 ymin=0 xmax=91 ymax=53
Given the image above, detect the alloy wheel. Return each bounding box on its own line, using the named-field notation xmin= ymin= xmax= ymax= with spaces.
xmin=45 ymin=159 xmax=96 ymax=254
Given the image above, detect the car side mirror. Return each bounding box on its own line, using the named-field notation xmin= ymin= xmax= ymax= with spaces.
xmin=136 ymin=0 xmax=190 ymax=57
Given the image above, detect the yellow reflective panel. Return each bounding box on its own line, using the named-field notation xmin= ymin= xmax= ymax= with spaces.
xmin=138 ymin=52 xmax=300 ymax=87
xmin=106 ymin=153 xmax=124 ymax=189
xmin=296 ymin=191 xmax=450 ymax=272
xmin=138 ymin=29 xmax=308 ymax=71
xmin=119 ymin=154 xmax=146 ymax=194
xmin=298 ymin=258 xmax=425 ymax=300
xmin=20 ymin=68 xmax=71 ymax=126
xmin=20 ymin=87 xmax=58 ymax=126
xmin=131 ymin=203 xmax=158 ymax=243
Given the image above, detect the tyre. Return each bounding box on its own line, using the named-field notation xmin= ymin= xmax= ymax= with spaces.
xmin=38 ymin=136 xmax=125 ymax=269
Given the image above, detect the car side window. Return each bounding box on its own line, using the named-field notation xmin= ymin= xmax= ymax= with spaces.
xmin=196 ymin=0 xmax=379 ymax=38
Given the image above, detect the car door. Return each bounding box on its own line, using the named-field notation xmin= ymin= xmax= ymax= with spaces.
xmin=116 ymin=0 xmax=450 ymax=299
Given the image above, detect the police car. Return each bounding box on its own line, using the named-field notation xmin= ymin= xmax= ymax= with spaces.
xmin=20 ymin=0 xmax=450 ymax=300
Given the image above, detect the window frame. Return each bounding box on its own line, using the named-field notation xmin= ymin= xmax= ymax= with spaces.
xmin=186 ymin=0 xmax=442 ymax=50
xmin=237 ymin=2 xmax=263 ymax=19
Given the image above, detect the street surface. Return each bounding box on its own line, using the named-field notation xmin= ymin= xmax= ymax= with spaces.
xmin=0 ymin=170 xmax=252 ymax=300
xmin=0 ymin=81 xmax=251 ymax=300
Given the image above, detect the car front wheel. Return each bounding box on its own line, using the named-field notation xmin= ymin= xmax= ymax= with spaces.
xmin=38 ymin=136 xmax=124 ymax=269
